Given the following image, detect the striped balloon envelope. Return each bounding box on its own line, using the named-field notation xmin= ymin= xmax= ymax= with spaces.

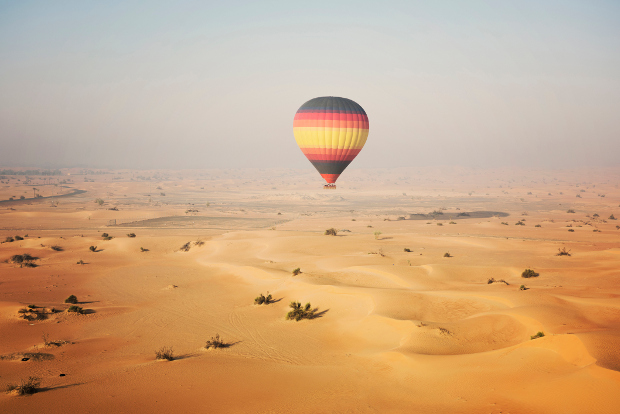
xmin=293 ymin=96 xmax=369 ymax=187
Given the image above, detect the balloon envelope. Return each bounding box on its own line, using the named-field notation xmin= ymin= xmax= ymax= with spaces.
xmin=293 ymin=96 xmax=369 ymax=184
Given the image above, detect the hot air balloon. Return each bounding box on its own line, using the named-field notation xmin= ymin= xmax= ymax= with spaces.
xmin=293 ymin=96 xmax=369 ymax=189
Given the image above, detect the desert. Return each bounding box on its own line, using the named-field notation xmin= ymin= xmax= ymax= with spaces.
xmin=1 ymin=166 xmax=619 ymax=413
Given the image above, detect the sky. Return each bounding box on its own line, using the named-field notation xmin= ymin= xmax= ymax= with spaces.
xmin=0 ymin=0 xmax=619 ymax=170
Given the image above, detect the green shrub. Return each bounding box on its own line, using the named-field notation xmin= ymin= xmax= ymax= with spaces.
xmin=66 ymin=305 xmax=83 ymax=314
xmin=530 ymin=331 xmax=545 ymax=340
xmin=155 ymin=346 xmax=174 ymax=361
xmin=5 ymin=377 xmax=40 ymax=395
xmin=64 ymin=295 xmax=78 ymax=304
xmin=254 ymin=292 xmax=272 ymax=305
xmin=292 ymin=268 xmax=301 ymax=276
xmin=286 ymin=301 xmax=316 ymax=321
xmin=521 ymin=269 xmax=539 ymax=278
xmin=520 ymin=285 xmax=527 ymax=291
xmin=324 ymin=228 xmax=337 ymax=236
xmin=374 ymin=231 xmax=382 ymax=239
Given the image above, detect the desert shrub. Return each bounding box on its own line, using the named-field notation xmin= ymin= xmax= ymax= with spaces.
xmin=10 ymin=254 xmax=36 ymax=267
xmin=430 ymin=210 xmax=443 ymax=215
xmin=20 ymin=195 xmax=25 ymax=199
xmin=609 ymin=214 xmax=616 ymax=220
xmin=521 ymin=269 xmax=539 ymax=278
xmin=66 ymin=305 xmax=83 ymax=314
xmin=23 ymin=262 xmax=37 ymax=268
xmin=64 ymin=295 xmax=78 ymax=304
xmin=443 ymin=252 xmax=452 ymax=258
xmin=5 ymin=377 xmax=40 ymax=395
xmin=205 ymin=334 xmax=227 ymax=349
xmin=89 ymin=246 xmax=97 ymax=252
xmin=374 ymin=231 xmax=382 ymax=239
xmin=530 ymin=331 xmax=545 ymax=340
xmin=127 ymin=233 xmax=136 ymax=238
xmin=593 ymin=213 xmax=600 ymax=218
xmin=103 ymin=236 xmax=113 ymax=241
xmin=436 ymin=223 xmax=443 ymax=226
xmin=292 ymin=267 xmax=301 ymax=276
xmin=95 ymin=198 xmax=104 ymax=206
xmin=457 ymin=212 xmax=470 ymax=217
xmin=179 ymin=242 xmax=191 ymax=252
xmin=535 ymin=224 xmax=541 ymax=227
xmin=15 ymin=235 xmax=24 ymax=241
xmin=140 ymin=247 xmax=148 ymax=252
xmin=286 ymin=301 xmax=316 ymax=321
xmin=515 ymin=221 xmax=525 ymax=226
xmin=568 ymin=228 xmax=574 ymax=232
xmin=194 ymin=240 xmax=205 ymax=247
xmin=501 ymin=222 xmax=509 ymax=225
xmin=449 ymin=221 xmax=457 ymax=224
xmin=101 ymin=233 xmax=109 ymax=238
xmin=155 ymin=346 xmax=174 ymax=361
xmin=50 ymin=245 xmax=62 ymax=251
xmin=254 ymin=292 xmax=272 ymax=305
xmin=556 ymin=247 xmax=571 ymax=256
xmin=77 ymin=259 xmax=85 ymax=265
xmin=567 ymin=209 xmax=575 ymax=213
xmin=404 ymin=248 xmax=412 ymax=252
xmin=520 ymin=285 xmax=527 ymax=291
xmin=5 ymin=236 xmax=14 ymax=243
xmin=324 ymin=228 xmax=337 ymax=236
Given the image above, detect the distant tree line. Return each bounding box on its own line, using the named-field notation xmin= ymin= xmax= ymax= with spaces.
xmin=0 ymin=169 xmax=62 ymax=176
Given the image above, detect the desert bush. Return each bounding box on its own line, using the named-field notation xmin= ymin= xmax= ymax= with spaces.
xmin=515 ymin=221 xmax=525 ymax=226
xmin=64 ymin=295 xmax=78 ymax=304
xmin=521 ymin=269 xmax=539 ymax=278
xmin=95 ymin=198 xmax=104 ymax=206
xmin=194 ymin=240 xmax=205 ymax=247
xmin=530 ymin=331 xmax=545 ymax=340
xmin=77 ymin=259 xmax=85 ymax=265
xmin=556 ymin=247 xmax=571 ymax=256
xmin=15 ymin=235 xmax=24 ymax=241
xmin=567 ymin=209 xmax=575 ymax=213
xmin=324 ymin=228 xmax=337 ymax=236
xmin=10 ymin=254 xmax=36 ymax=267
xmin=501 ymin=222 xmax=509 ymax=226
xmin=101 ymin=233 xmax=108 ymax=238
xmin=5 ymin=377 xmax=40 ymax=395
xmin=155 ymin=346 xmax=174 ymax=361
xmin=127 ymin=233 xmax=136 ymax=238
xmin=457 ymin=212 xmax=470 ymax=217
xmin=286 ymin=301 xmax=316 ymax=321
xmin=103 ymin=236 xmax=113 ymax=241
xmin=179 ymin=242 xmax=191 ymax=252
xmin=89 ymin=246 xmax=97 ymax=252
xmin=404 ymin=248 xmax=412 ymax=252
xmin=140 ymin=247 xmax=148 ymax=252
xmin=374 ymin=231 xmax=382 ymax=239
xmin=443 ymin=252 xmax=452 ymax=258
xmin=520 ymin=285 xmax=527 ymax=291
xmin=50 ymin=245 xmax=62 ymax=251
xmin=66 ymin=305 xmax=83 ymax=314
xmin=430 ymin=210 xmax=443 ymax=215
xmin=449 ymin=221 xmax=457 ymax=224
xmin=254 ymin=292 xmax=273 ymax=305
xmin=609 ymin=214 xmax=616 ymax=220
xmin=205 ymin=334 xmax=227 ymax=349
xmin=5 ymin=236 xmax=14 ymax=243
xmin=593 ymin=213 xmax=600 ymax=218
xmin=535 ymin=224 xmax=541 ymax=227
xmin=292 ymin=267 xmax=301 ymax=276
xmin=437 ymin=223 xmax=443 ymax=226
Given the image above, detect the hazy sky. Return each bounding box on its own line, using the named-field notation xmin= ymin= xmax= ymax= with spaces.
xmin=1 ymin=0 xmax=619 ymax=170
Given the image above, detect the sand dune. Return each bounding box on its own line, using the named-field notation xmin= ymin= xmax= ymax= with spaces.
xmin=1 ymin=167 xmax=620 ymax=413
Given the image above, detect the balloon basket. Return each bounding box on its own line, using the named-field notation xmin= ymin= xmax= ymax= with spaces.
xmin=323 ymin=184 xmax=336 ymax=190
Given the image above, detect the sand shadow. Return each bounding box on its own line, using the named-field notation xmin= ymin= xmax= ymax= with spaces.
xmin=39 ymin=382 xmax=82 ymax=393
xmin=78 ymin=300 xmax=100 ymax=305
xmin=81 ymin=309 xmax=96 ymax=315
xmin=268 ymin=297 xmax=284 ymax=304
xmin=310 ymin=309 xmax=329 ymax=319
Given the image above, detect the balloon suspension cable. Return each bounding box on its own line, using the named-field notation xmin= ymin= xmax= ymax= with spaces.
xmin=323 ymin=184 xmax=336 ymax=190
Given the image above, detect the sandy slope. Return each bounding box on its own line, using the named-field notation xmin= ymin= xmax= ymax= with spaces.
xmin=1 ymin=167 xmax=620 ymax=413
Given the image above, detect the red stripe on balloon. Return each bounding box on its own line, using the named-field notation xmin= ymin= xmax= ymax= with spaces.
xmin=300 ymin=148 xmax=361 ymax=162
xmin=320 ymin=174 xmax=340 ymax=184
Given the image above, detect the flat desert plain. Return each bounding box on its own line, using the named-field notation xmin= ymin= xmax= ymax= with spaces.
xmin=1 ymin=167 xmax=619 ymax=413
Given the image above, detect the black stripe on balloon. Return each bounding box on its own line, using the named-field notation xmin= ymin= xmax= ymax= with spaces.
xmin=310 ymin=160 xmax=352 ymax=175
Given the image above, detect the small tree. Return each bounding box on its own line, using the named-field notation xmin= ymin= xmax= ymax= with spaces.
xmin=374 ymin=231 xmax=382 ymax=240
xmin=64 ymin=295 xmax=78 ymax=304
xmin=95 ymin=198 xmax=104 ymax=206
xmin=66 ymin=305 xmax=84 ymax=314
xmin=254 ymin=292 xmax=273 ymax=305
